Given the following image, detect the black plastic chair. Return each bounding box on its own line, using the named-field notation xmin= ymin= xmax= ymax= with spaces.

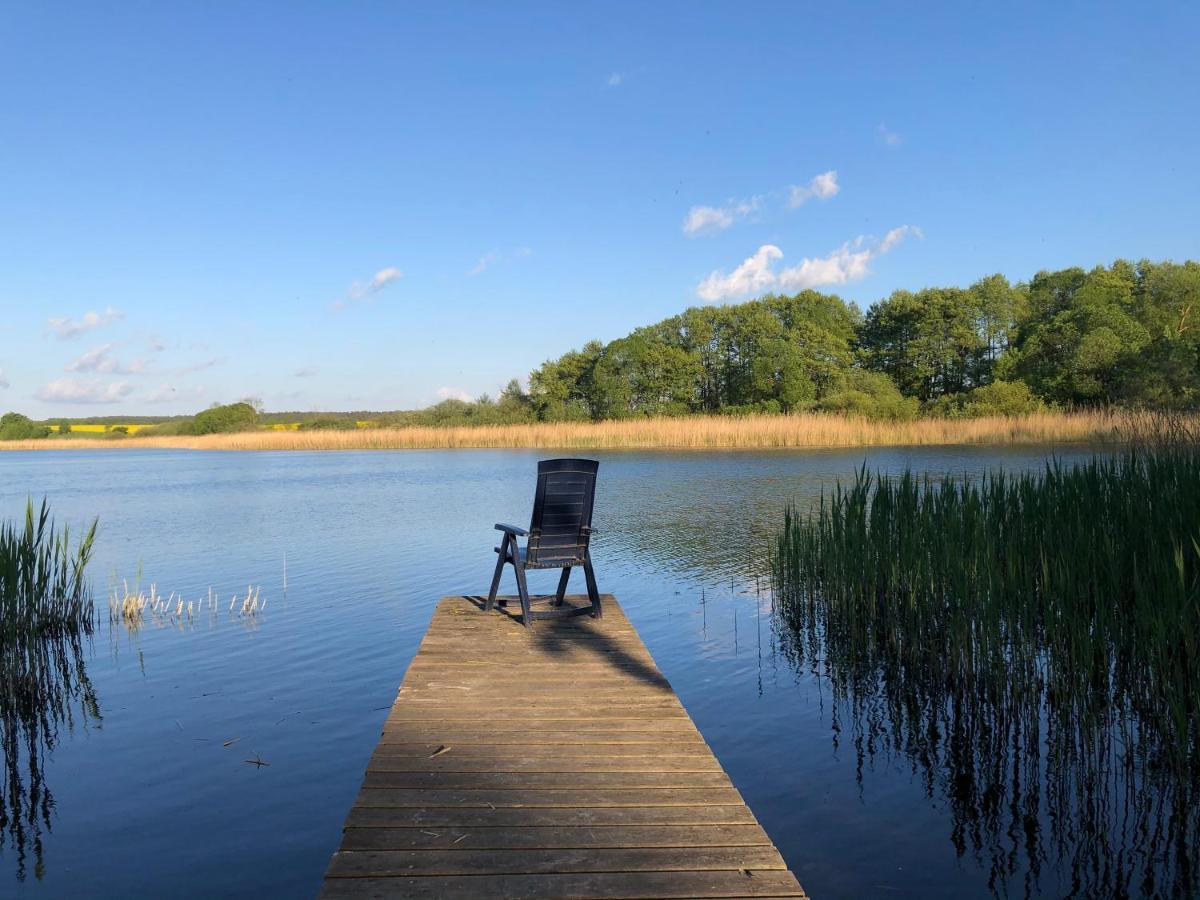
xmin=486 ymin=458 xmax=602 ymax=626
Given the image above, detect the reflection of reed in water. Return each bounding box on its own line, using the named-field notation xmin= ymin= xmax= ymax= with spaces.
xmin=771 ymin=433 xmax=1200 ymax=897
xmin=1 ymin=501 xmax=100 ymax=881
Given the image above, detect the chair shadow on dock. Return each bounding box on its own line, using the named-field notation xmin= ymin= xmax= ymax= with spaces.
xmin=462 ymin=593 xmax=669 ymax=691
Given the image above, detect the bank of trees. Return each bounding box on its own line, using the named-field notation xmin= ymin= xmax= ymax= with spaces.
xmin=521 ymin=259 xmax=1200 ymax=421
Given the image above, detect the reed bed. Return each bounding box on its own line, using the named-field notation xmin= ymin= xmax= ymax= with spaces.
xmin=0 ymin=499 xmax=97 ymax=640
xmin=108 ymin=582 xmax=265 ymax=631
xmin=1 ymin=500 xmax=99 ymax=877
xmin=770 ymin=423 xmax=1200 ymax=895
xmin=0 ymin=409 xmax=1169 ymax=451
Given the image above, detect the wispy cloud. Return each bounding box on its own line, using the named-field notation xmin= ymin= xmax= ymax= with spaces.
xmin=47 ymin=306 xmax=124 ymax=340
xmin=173 ymin=357 xmax=221 ymax=376
xmin=683 ymin=170 xmax=839 ymax=237
xmin=682 ymin=198 xmax=762 ymax=237
xmin=467 ymin=247 xmax=533 ymax=276
xmin=695 ymin=226 xmax=921 ymax=303
xmin=435 ymin=386 xmax=471 ymax=402
xmin=0 ymin=369 xmax=9 ymax=390
xmin=36 ymin=377 xmax=134 ymax=404
xmin=878 ymin=122 xmax=902 ymax=146
xmin=469 ymin=250 xmax=502 ymax=276
xmin=607 ymin=71 xmax=626 ymax=87
xmin=332 ymin=266 xmax=403 ymax=311
xmin=294 ymin=366 xmax=319 ymax=378
xmin=66 ymin=343 xmax=148 ymax=375
xmin=787 ymin=170 xmax=840 ymax=208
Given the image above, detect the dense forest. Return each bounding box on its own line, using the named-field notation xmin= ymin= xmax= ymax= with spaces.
xmin=495 ymin=258 xmax=1199 ymax=422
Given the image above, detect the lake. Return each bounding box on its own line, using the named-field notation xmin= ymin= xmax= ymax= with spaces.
xmin=0 ymin=444 xmax=1160 ymax=898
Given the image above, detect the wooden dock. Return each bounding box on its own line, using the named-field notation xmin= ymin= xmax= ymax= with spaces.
xmin=320 ymin=595 xmax=807 ymax=899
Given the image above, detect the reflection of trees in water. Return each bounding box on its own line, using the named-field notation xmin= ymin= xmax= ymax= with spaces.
xmin=1 ymin=631 xmax=100 ymax=881
xmin=774 ymin=607 xmax=1199 ymax=898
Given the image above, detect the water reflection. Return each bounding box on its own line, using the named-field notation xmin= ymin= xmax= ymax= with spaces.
xmin=0 ymin=630 xmax=100 ymax=881
xmin=773 ymin=595 xmax=1200 ymax=898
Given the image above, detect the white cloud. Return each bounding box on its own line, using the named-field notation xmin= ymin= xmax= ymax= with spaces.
xmin=469 ymin=250 xmax=502 ymax=276
xmin=294 ymin=366 xmax=319 ymax=378
xmin=787 ymin=170 xmax=840 ymax=208
xmin=174 ymin=357 xmax=220 ymax=375
xmin=683 ymin=171 xmax=839 ymax=236
xmin=878 ymin=122 xmax=902 ymax=146
xmin=607 ymin=72 xmax=625 ymax=87
xmin=36 ymin=377 xmax=134 ymax=404
xmin=0 ymin=369 xmax=9 ymax=390
xmin=66 ymin=343 xmax=147 ymax=375
xmin=467 ymin=247 xmax=533 ymax=276
xmin=332 ymin=266 xmax=403 ymax=310
xmin=47 ymin=306 xmax=124 ymax=340
xmin=436 ymin=386 xmax=471 ymax=403
xmin=682 ymin=198 xmax=761 ymax=236
xmin=696 ymin=225 xmax=920 ymax=303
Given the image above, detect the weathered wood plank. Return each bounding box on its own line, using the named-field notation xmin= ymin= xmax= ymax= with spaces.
xmin=384 ymin=720 xmax=700 ymax=734
xmin=326 ymin=846 xmax=788 ymax=877
xmin=360 ymin=771 xmax=735 ymax=790
xmin=320 ymin=595 xmax=805 ymax=899
xmin=369 ymin=743 xmax=714 ymax=758
xmin=374 ymin=734 xmax=705 ymax=748
xmin=353 ymin=787 xmax=745 ymax=808
xmin=366 ymin=755 xmax=723 ymax=773
xmin=343 ymin=805 xmax=762 ymax=829
xmin=320 ymin=870 xmax=807 ymax=899
xmin=339 ymin=824 xmax=774 ymax=851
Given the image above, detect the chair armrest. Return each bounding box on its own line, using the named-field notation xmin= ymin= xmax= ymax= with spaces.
xmin=494 ymin=523 xmax=529 ymax=537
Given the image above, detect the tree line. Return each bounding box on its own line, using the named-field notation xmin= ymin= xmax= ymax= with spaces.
xmin=495 ymin=258 xmax=1198 ymax=422
xmin=5 ymin=258 xmax=1197 ymax=437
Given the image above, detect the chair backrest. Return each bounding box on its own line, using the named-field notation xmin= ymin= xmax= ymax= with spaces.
xmin=527 ymin=458 xmax=599 ymax=568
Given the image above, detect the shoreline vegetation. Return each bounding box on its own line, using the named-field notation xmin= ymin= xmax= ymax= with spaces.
xmin=0 ymin=410 xmax=1175 ymax=452
xmin=770 ymin=425 xmax=1200 ymax=895
xmin=4 ymin=259 xmax=1197 ymax=451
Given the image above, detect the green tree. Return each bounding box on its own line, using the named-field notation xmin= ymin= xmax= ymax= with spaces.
xmin=860 ymin=287 xmax=994 ymax=401
xmin=0 ymin=413 xmax=50 ymax=441
xmin=1012 ymin=263 xmax=1150 ymax=403
xmin=815 ymin=371 xmax=918 ymax=420
xmin=184 ymin=402 xmax=260 ymax=435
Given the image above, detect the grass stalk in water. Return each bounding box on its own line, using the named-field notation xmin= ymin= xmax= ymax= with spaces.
xmin=771 ymin=426 xmax=1200 ymax=895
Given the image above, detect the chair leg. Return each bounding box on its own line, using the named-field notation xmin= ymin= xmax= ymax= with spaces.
xmin=583 ymin=553 xmax=602 ymax=619
xmin=486 ymin=535 xmax=509 ymax=611
xmin=554 ymin=567 xmax=571 ymax=606
xmin=514 ymin=559 xmax=533 ymax=627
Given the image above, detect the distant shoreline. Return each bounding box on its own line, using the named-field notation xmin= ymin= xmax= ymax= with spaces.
xmin=0 ymin=411 xmax=1154 ymax=452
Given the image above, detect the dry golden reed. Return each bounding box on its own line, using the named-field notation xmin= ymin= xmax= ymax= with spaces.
xmin=0 ymin=410 xmax=1171 ymax=452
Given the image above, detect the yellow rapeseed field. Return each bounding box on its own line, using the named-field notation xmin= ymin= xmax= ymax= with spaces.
xmin=4 ymin=410 xmax=1162 ymax=452
xmin=48 ymin=423 xmax=152 ymax=435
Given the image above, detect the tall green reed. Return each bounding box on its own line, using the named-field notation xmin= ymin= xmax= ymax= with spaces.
xmin=1 ymin=500 xmax=99 ymax=880
xmin=771 ymin=424 xmax=1200 ymax=896
xmin=0 ymin=499 xmax=97 ymax=640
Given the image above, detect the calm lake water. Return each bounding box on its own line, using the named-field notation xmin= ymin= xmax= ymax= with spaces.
xmin=0 ymin=445 xmax=1135 ymax=898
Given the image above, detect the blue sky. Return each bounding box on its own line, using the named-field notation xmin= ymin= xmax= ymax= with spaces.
xmin=2 ymin=2 xmax=1198 ymax=416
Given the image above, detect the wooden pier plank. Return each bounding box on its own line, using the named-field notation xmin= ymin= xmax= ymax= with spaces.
xmin=320 ymin=595 xmax=805 ymax=899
